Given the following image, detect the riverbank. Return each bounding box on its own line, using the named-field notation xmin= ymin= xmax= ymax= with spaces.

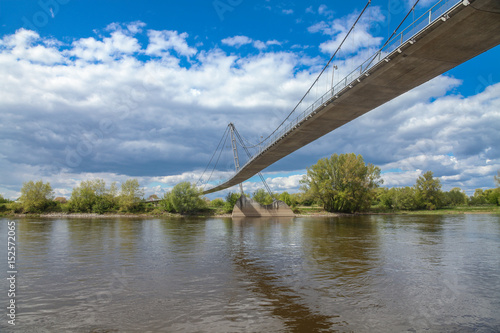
xmin=2 ymin=212 xmax=233 ymax=219
xmin=295 ymin=205 xmax=500 ymax=216
xmin=2 ymin=205 xmax=498 ymax=219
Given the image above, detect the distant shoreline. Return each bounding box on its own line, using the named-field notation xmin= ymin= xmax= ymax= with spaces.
xmin=2 ymin=207 xmax=498 ymax=219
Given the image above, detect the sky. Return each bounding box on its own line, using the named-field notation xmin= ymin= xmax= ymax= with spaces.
xmin=0 ymin=0 xmax=499 ymax=200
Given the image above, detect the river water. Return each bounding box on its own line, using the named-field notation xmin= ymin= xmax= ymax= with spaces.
xmin=0 ymin=215 xmax=499 ymax=332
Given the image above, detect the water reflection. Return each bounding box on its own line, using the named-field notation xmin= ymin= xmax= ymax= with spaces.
xmin=0 ymin=215 xmax=499 ymax=332
xmin=231 ymin=218 xmax=334 ymax=332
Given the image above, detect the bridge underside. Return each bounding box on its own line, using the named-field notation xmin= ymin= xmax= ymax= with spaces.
xmin=204 ymin=0 xmax=500 ymax=195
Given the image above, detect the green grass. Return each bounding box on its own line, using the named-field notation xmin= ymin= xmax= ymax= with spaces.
xmin=295 ymin=205 xmax=500 ymax=216
xmin=396 ymin=205 xmax=500 ymax=215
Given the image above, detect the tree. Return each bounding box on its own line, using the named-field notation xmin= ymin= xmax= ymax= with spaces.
xmin=300 ymin=153 xmax=382 ymax=213
xmin=443 ymin=187 xmax=468 ymax=207
xmin=493 ymin=170 xmax=500 ymax=206
xmin=119 ymin=179 xmax=144 ymax=212
xmin=70 ymin=179 xmax=118 ymax=213
xmin=252 ymin=188 xmax=274 ymax=205
xmin=223 ymin=192 xmax=241 ymax=213
xmin=380 ymin=187 xmax=418 ymax=211
xmin=19 ymin=180 xmax=54 ymax=213
xmin=148 ymin=194 xmax=159 ymax=201
xmin=54 ymin=197 xmax=67 ymax=204
xmin=0 ymin=194 xmax=11 ymax=204
xmin=70 ymin=179 xmax=101 ymax=213
xmin=279 ymin=191 xmax=293 ymax=206
xmin=415 ymin=171 xmax=443 ymax=210
xmin=210 ymin=198 xmax=225 ymax=208
xmin=470 ymin=189 xmax=488 ymax=205
xmin=484 ymin=188 xmax=500 ymax=206
xmin=160 ymin=191 xmax=175 ymax=212
xmin=225 ymin=192 xmax=241 ymax=207
xmin=166 ymin=182 xmax=206 ymax=214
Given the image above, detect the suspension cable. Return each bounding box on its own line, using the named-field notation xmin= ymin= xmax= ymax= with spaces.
xmin=364 ymin=0 xmax=421 ymax=70
xmin=384 ymin=0 xmax=420 ymax=48
xmin=200 ymin=1 xmax=427 ymax=193
xmin=197 ymin=125 xmax=230 ymax=187
xmin=239 ymin=0 xmax=372 ymax=149
xmin=232 ymin=125 xmax=275 ymax=198
xmin=202 ymin=129 xmax=230 ymax=191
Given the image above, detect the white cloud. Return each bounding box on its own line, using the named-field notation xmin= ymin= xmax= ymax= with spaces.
xmin=0 ymin=26 xmax=317 ymax=198
xmin=309 ymin=6 xmax=385 ymax=55
xmin=266 ymin=40 xmax=281 ymax=47
xmin=221 ymin=35 xmax=253 ymax=48
xmin=145 ymin=30 xmax=197 ymax=57
xmin=381 ymin=170 xmax=423 ymax=188
xmin=318 ymin=5 xmax=334 ymax=18
xmin=282 ymin=9 xmax=294 ymax=15
xmin=69 ymin=31 xmax=141 ymax=62
xmin=266 ymin=174 xmax=303 ymax=192
xmin=222 ymin=35 xmax=282 ymax=51
xmin=1 ymin=29 xmax=63 ymax=65
xmin=126 ymin=21 xmax=146 ymax=34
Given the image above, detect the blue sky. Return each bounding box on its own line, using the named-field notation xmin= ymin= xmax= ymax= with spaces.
xmin=0 ymin=0 xmax=499 ymax=200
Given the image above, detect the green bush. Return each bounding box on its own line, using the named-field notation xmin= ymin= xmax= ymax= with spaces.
xmin=415 ymin=171 xmax=443 ymax=210
xmin=19 ymin=180 xmax=54 ymax=213
xmin=166 ymin=182 xmax=206 ymax=214
xmin=159 ymin=183 xmax=207 ymax=214
xmin=160 ymin=192 xmax=175 ymax=212
xmin=0 ymin=194 xmax=11 ymax=204
xmin=210 ymin=198 xmax=225 ymax=208
xmin=252 ymin=189 xmax=274 ymax=205
xmin=92 ymin=196 xmax=115 ymax=214
xmin=118 ymin=179 xmax=144 ymax=212
xmin=300 ymin=153 xmax=382 ymax=213
xmin=224 ymin=192 xmax=241 ymax=213
xmin=380 ymin=187 xmax=419 ymax=211
xmin=278 ymin=192 xmax=294 ymax=207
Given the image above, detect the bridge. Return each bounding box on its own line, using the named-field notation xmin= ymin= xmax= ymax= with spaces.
xmin=202 ymin=0 xmax=500 ymax=195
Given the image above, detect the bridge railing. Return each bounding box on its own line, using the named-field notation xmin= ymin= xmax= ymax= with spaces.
xmin=249 ymin=0 xmax=460 ymax=161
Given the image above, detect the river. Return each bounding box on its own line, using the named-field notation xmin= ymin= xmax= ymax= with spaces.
xmin=1 ymin=215 xmax=499 ymax=332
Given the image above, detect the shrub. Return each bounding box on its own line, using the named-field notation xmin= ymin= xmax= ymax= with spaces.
xmin=300 ymin=153 xmax=382 ymax=213
xmin=19 ymin=180 xmax=54 ymax=213
xmin=167 ymin=182 xmax=206 ymax=214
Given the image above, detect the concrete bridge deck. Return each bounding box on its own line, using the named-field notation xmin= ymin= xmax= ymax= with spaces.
xmin=204 ymin=0 xmax=500 ymax=194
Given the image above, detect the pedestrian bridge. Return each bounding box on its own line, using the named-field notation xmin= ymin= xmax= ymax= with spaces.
xmin=203 ymin=0 xmax=500 ymax=195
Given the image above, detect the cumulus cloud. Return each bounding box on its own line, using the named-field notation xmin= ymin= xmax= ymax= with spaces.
xmin=0 ymin=26 xmax=314 ymax=198
xmin=221 ymin=35 xmax=282 ymax=50
xmin=308 ymin=6 xmax=384 ymax=55
xmin=221 ymin=35 xmax=253 ymax=48
xmin=145 ymin=30 xmax=197 ymax=57
xmin=266 ymin=174 xmax=303 ymax=192
xmin=2 ymin=29 xmax=63 ymax=65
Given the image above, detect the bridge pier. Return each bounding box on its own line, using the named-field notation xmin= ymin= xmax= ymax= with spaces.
xmin=232 ymin=195 xmax=295 ymax=218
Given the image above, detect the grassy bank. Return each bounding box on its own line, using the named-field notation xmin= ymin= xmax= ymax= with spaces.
xmin=394 ymin=205 xmax=500 ymax=215
xmin=294 ymin=205 xmax=500 ymax=216
xmin=0 ymin=206 xmax=232 ymax=219
xmin=2 ymin=205 xmax=499 ymax=219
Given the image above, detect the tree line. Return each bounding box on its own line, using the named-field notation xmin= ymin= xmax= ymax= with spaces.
xmin=1 ymin=153 xmax=499 ymax=215
xmin=300 ymin=153 xmax=500 ymax=212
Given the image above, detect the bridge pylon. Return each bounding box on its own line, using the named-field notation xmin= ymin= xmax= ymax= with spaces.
xmin=228 ymin=123 xmax=294 ymax=218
